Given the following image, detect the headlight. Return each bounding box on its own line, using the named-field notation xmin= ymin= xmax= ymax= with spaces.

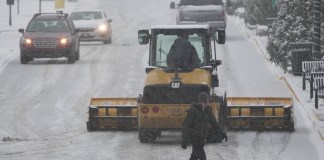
xmin=98 ymin=24 xmax=107 ymax=31
xmin=60 ymin=37 xmax=71 ymax=45
xmin=21 ymin=37 xmax=32 ymax=44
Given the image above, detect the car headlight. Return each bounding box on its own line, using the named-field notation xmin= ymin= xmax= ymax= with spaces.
xmin=21 ymin=37 xmax=32 ymax=44
xmin=98 ymin=24 xmax=107 ymax=31
xmin=60 ymin=37 xmax=71 ymax=45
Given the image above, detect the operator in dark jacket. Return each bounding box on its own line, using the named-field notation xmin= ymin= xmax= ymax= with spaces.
xmin=167 ymin=33 xmax=201 ymax=68
xmin=181 ymin=92 xmax=227 ymax=160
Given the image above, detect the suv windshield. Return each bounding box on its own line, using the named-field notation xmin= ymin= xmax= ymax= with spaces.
xmin=151 ymin=29 xmax=209 ymax=68
xmin=26 ymin=19 xmax=70 ymax=32
xmin=70 ymin=12 xmax=103 ymax=20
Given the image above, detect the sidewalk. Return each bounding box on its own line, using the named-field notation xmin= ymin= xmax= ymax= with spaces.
xmin=284 ymin=73 xmax=324 ymax=141
xmin=231 ymin=15 xmax=324 ymax=141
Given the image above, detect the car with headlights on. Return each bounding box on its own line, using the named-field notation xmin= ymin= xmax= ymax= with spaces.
xmin=70 ymin=9 xmax=112 ymax=44
xmin=18 ymin=11 xmax=80 ymax=64
xmin=170 ymin=0 xmax=226 ymax=36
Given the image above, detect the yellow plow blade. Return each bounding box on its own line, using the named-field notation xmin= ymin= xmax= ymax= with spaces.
xmin=226 ymin=97 xmax=294 ymax=131
xmin=86 ymin=97 xmax=138 ymax=131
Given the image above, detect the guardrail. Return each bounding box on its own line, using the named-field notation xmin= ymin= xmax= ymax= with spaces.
xmin=314 ymin=77 xmax=324 ymax=109
xmin=302 ymin=61 xmax=324 ymax=90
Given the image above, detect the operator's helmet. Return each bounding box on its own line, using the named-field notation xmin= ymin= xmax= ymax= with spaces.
xmin=177 ymin=30 xmax=189 ymax=40
xmin=198 ymin=92 xmax=209 ymax=103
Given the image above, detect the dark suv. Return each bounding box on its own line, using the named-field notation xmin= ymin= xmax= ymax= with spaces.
xmin=18 ymin=11 xmax=80 ymax=64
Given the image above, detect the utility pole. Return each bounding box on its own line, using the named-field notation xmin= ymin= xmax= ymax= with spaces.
xmin=17 ymin=0 xmax=20 ymax=15
xmin=9 ymin=4 xmax=12 ymax=26
xmin=39 ymin=0 xmax=42 ymax=13
xmin=7 ymin=0 xmax=14 ymax=26
xmin=313 ymin=0 xmax=321 ymax=59
xmin=271 ymin=0 xmax=277 ymax=16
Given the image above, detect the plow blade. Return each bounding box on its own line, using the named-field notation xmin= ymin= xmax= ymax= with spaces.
xmin=226 ymin=97 xmax=294 ymax=131
xmin=86 ymin=97 xmax=138 ymax=131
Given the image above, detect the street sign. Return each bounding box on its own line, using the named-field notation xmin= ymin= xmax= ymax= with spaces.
xmin=55 ymin=0 xmax=64 ymax=9
xmin=272 ymin=0 xmax=277 ymax=8
xmin=7 ymin=0 xmax=14 ymax=5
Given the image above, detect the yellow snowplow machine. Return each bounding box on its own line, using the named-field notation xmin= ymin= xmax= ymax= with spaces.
xmin=86 ymin=98 xmax=138 ymax=131
xmin=86 ymin=25 xmax=295 ymax=137
xmin=226 ymin=97 xmax=294 ymax=131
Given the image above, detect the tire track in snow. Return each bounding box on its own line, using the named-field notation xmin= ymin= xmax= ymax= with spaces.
xmin=0 ymin=129 xmax=87 ymax=159
xmin=12 ymin=65 xmax=57 ymax=138
xmin=252 ymin=132 xmax=290 ymax=160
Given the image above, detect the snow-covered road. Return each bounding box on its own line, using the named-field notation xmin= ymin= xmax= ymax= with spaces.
xmin=0 ymin=0 xmax=323 ymax=159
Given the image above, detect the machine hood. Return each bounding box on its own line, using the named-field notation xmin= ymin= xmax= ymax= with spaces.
xmin=144 ymin=68 xmax=211 ymax=87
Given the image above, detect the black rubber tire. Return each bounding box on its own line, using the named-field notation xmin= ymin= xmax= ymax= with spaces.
xmin=138 ymin=129 xmax=156 ymax=143
xmin=108 ymin=33 xmax=112 ymax=44
xmin=20 ymin=54 xmax=29 ymax=64
xmin=67 ymin=51 xmax=76 ymax=64
xmin=103 ymin=35 xmax=112 ymax=44
xmin=154 ymin=130 xmax=162 ymax=137
xmin=75 ymin=50 xmax=80 ymax=61
xmin=206 ymin=128 xmax=223 ymax=143
xmin=86 ymin=121 xmax=93 ymax=132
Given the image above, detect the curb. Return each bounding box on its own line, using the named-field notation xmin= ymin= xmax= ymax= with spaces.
xmin=247 ymin=23 xmax=324 ymax=141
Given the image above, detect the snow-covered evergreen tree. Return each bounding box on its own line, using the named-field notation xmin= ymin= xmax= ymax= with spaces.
xmin=244 ymin=0 xmax=257 ymax=25
xmin=267 ymin=0 xmax=313 ymax=71
xmin=244 ymin=0 xmax=276 ymax=25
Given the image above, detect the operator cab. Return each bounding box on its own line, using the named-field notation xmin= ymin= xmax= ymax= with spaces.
xmin=138 ymin=25 xmax=224 ymax=73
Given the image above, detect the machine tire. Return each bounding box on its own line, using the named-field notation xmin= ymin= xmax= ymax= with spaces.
xmin=86 ymin=121 xmax=94 ymax=132
xmin=206 ymin=128 xmax=223 ymax=143
xmin=154 ymin=130 xmax=162 ymax=137
xmin=288 ymin=121 xmax=295 ymax=132
xmin=138 ymin=129 xmax=156 ymax=143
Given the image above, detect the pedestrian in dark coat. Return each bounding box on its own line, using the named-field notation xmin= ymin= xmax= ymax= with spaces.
xmin=181 ymin=92 xmax=227 ymax=160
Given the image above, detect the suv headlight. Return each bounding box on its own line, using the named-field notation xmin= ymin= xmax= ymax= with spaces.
xmin=21 ymin=37 xmax=32 ymax=44
xmin=60 ymin=37 xmax=72 ymax=45
xmin=98 ymin=24 xmax=107 ymax=32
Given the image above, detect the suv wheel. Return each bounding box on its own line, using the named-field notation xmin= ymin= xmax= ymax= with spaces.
xmin=75 ymin=50 xmax=80 ymax=61
xmin=67 ymin=51 xmax=76 ymax=64
xmin=20 ymin=53 xmax=29 ymax=64
xmin=103 ymin=35 xmax=112 ymax=44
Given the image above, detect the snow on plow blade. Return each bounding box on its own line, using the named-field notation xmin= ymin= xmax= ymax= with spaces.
xmin=226 ymin=97 xmax=294 ymax=131
xmin=86 ymin=98 xmax=138 ymax=131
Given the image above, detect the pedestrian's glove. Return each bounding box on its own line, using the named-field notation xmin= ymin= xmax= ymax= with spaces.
xmin=222 ymin=132 xmax=228 ymax=142
xmin=181 ymin=142 xmax=187 ymax=149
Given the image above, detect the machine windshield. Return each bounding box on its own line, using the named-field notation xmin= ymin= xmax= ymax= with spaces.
xmin=151 ymin=29 xmax=209 ymax=68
